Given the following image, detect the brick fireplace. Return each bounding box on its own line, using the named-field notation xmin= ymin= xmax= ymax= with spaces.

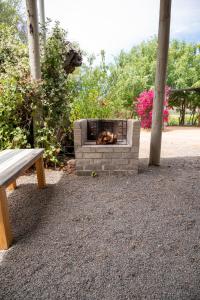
xmin=74 ymin=119 xmax=140 ymax=175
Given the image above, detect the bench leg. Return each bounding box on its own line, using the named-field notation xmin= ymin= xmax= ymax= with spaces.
xmin=0 ymin=187 xmax=13 ymax=250
xmin=7 ymin=180 xmax=17 ymax=192
xmin=35 ymin=156 xmax=46 ymax=189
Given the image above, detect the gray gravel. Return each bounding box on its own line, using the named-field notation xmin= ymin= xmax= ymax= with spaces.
xmin=0 ymin=128 xmax=200 ymax=300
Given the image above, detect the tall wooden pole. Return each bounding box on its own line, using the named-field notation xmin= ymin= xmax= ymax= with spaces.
xmin=149 ymin=0 xmax=172 ymax=166
xmin=26 ymin=0 xmax=41 ymax=80
xmin=38 ymin=0 xmax=46 ymax=48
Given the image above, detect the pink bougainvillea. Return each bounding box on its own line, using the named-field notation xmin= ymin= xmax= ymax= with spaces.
xmin=136 ymin=87 xmax=170 ymax=128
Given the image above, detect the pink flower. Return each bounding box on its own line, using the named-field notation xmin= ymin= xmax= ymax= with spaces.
xmin=136 ymin=86 xmax=170 ymax=128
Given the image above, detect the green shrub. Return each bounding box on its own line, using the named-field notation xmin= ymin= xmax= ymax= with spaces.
xmin=0 ymin=23 xmax=82 ymax=164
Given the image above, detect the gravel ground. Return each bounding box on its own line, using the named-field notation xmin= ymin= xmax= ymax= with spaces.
xmin=0 ymin=127 xmax=200 ymax=300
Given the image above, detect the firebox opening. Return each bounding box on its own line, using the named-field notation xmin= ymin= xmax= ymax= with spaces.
xmin=86 ymin=120 xmax=127 ymax=145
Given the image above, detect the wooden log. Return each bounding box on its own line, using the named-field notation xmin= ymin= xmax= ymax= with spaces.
xmin=0 ymin=187 xmax=12 ymax=250
xmin=149 ymin=0 xmax=172 ymax=166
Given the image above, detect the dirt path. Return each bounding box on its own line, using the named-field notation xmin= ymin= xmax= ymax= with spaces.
xmin=140 ymin=126 xmax=200 ymax=159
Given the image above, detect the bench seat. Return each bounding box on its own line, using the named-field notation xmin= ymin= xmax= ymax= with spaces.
xmin=0 ymin=149 xmax=46 ymax=250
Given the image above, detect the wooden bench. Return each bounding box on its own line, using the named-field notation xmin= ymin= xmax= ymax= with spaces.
xmin=0 ymin=149 xmax=46 ymax=250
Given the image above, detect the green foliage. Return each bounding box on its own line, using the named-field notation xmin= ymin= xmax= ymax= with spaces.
xmin=168 ymin=41 xmax=200 ymax=89
xmin=169 ymin=89 xmax=200 ymax=125
xmin=0 ymin=23 xmax=82 ymax=164
xmin=0 ymin=24 xmax=28 ymax=75
xmin=0 ymin=24 xmax=35 ymax=149
xmin=0 ymin=0 xmax=26 ymax=42
xmin=70 ymin=51 xmax=115 ymax=123
xmin=108 ymin=39 xmax=157 ymax=111
xmin=36 ymin=23 xmax=82 ymax=164
xmin=70 ymin=38 xmax=200 ymax=124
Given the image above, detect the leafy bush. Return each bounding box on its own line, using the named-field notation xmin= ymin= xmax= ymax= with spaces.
xmin=136 ymin=88 xmax=170 ymax=128
xmin=70 ymin=51 xmax=118 ymax=123
xmin=0 ymin=23 xmax=82 ymax=164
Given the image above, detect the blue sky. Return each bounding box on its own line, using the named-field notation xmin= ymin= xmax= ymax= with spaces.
xmin=44 ymin=0 xmax=200 ymax=60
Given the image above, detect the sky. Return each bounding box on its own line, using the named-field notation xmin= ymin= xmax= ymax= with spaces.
xmin=44 ymin=0 xmax=200 ymax=61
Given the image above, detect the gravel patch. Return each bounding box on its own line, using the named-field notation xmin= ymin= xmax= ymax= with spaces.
xmin=0 ymin=128 xmax=200 ymax=299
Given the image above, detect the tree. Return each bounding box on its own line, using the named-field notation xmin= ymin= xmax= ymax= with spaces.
xmin=108 ymin=39 xmax=157 ymax=113
xmin=0 ymin=0 xmax=26 ymax=41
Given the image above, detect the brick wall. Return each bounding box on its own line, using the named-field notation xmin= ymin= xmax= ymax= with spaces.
xmin=74 ymin=119 xmax=140 ymax=175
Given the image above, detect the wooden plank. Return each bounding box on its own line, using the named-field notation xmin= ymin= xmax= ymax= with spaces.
xmin=0 ymin=187 xmax=13 ymax=250
xmin=35 ymin=156 xmax=46 ymax=188
xmin=0 ymin=149 xmax=44 ymax=187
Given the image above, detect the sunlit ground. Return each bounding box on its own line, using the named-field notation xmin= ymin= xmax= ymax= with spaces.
xmin=140 ymin=126 xmax=200 ymax=159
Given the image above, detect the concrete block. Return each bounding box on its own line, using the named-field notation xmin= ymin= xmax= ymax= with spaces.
xmin=84 ymin=163 xmax=103 ymax=171
xmin=74 ymin=137 xmax=82 ymax=146
xmin=74 ymin=120 xmax=82 ymax=129
xmin=95 ymin=146 xmax=115 ymax=153
xmin=75 ymin=152 xmax=83 ymax=159
xmin=83 ymin=153 xmax=103 ymax=159
xmin=128 ymin=159 xmax=139 ymax=167
xmin=93 ymin=159 xmax=109 ymax=165
xmin=76 ymin=159 xmax=93 ymax=167
xmin=121 ymin=152 xmax=134 ymax=159
xmin=76 ymin=165 xmax=83 ymax=171
xmin=111 ymin=159 xmax=129 ymax=165
xmin=102 ymin=152 xmax=122 ymax=159
xmin=114 ymin=146 xmax=131 ymax=152
xmin=78 ymin=146 xmax=95 ymax=153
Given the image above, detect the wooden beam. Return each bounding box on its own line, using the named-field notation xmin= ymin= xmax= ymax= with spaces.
xmin=149 ymin=0 xmax=172 ymax=166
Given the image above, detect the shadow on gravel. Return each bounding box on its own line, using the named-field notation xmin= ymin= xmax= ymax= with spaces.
xmin=139 ymin=156 xmax=200 ymax=174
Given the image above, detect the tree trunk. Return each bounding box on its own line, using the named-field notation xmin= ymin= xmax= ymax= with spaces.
xmin=39 ymin=0 xmax=46 ymax=49
xmin=149 ymin=0 xmax=172 ymax=166
xmin=26 ymin=0 xmax=41 ymax=80
xmin=25 ymin=0 xmax=41 ymax=146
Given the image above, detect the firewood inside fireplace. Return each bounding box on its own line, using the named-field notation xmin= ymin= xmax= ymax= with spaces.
xmin=96 ymin=131 xmax=117 ymax=145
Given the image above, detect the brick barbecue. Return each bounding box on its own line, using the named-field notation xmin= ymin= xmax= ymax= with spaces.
xmin=74 ymin=119 xmax=140 ymax=175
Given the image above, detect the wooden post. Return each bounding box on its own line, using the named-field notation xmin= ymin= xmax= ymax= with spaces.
xmin=149 ymin=0 xmax=172 ymax=166
xmin=35 ymin=157 xmax=46 ymax=188
xmin=0 ymin=187 xmax=12 ymax=250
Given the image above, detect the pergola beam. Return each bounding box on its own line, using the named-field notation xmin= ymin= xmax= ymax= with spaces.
xmin=149 ymin=0 xmax=172 ymax=166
